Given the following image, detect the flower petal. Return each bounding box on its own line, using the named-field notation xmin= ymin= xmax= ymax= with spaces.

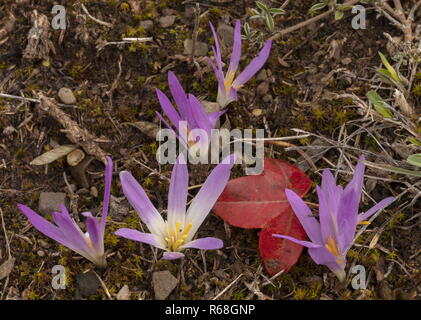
xmin=156 ymin=88 xmax=181 ymax=131
xmin=119 ymin=171 xmax=166 ymax=237
xmin=285 ymin=189 xmax=323 ymax=244
xmin=82 ymin=212 xmax=103 ymax=253
xmin=209 ymin=58 xmax=226 ymax=98
xmin=308 ymin=247 xmax=346 ymax=282
xmin=51 ymin=205 xmax=91 ymax=254
xmin=185 ymin=154 xmax=235 ymax=241
xmin=336 ymin=188 xmax=359 ymax=253
xmin=208 ymin=110 xmax=226 ymax=128
xmin=272 ymin=234 xmax=322 ymax=248
xmin=232 ymin=40 xmax=272 ymax=88
xmin=308 ymin=246 xmax=341 ymax=266
xmin=209 ymin=22 xmax=223 ymax=73
xmin=167 ymin=154 xmax=188 ymax=228
xmin=182 ymin=237 xmax=223 ymax=250
xmin=115 ymin=228 xmax=165 ymax=249
xmin=188 ymin=94 xmax=212 ymax=134
xmin=344 ymin=155 xmax=365 ymax=203
xmin=168 ymin=71 xmax=190 ymax=120
xmin=317 ymin=182 xmax=341 ymax=243
xmin=17 ymin=204 xmax=69 ymax=247
xmin=227 ymin=20 xmax=241 ymax=76
xmin=162 ymin=251 xmax=185 ymax=260
xmin=358 ymin=197 xmax=395 ymax=222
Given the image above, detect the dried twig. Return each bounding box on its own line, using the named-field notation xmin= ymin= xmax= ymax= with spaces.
xmin=190 ymin=3 xmax=200 ymax=64
xmin=37 ymin=94 xmax=108 ymax=164
xmin=0 ymin=208 xmax=11 ymax=259
xmin=212 ymin=274 xmax=243 ymax=300
xmin=80 ymin=3 xmax=112 ymax=28
xmin=269 ymin=0 xmax=360 ymax=41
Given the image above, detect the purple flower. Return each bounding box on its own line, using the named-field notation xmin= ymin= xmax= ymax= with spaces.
xmin=156 ymin=71 xmax=225 ymax=152
xmin=115 ymin=154 xmax=235 ymax=260
xmin=273 ymin=156 xmax=394 ymax=281
xmin=17 ymin=157 xmax=113 ymax=268
xmin=209 ymin=20 xmax=272 ymax=108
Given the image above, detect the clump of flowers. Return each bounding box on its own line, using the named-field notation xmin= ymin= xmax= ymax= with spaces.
xmin=209 ymin=20 xmax=272 ymax=108
xmin=17 ymin=157 xmax=113 ymax=268
xmin=273 ymin=156 xmax=395 ymax=281
xmin=156 ymin=71 xmax=226 ymax=154
xmin=115 ymin=154 xmax=235 ymax=259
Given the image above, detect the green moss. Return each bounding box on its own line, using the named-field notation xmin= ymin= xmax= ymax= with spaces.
xmin=230 ymin=290 xmax=246 ymax=300
xmin=68 ymin=65 xmax=83 ymax=79
xmin=104 ymin=233 xmax=120 ymax=247
xmin=387 ymin=212 xmax=405 ymax=228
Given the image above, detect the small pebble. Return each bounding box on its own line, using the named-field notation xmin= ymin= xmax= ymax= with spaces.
xmin=38 ymin=239 xmax=50 ymax=248
xmin=217 ymin=23 xmax=234 ymax=47
xmin=341 ymin=57 xmax=352 ymax=65
xmin=256 ymin=69 xmax=268 ymax=81
xmin=38 ymin=192 xmax=67 ymax=216
xmin=256 ymin=81 xmax=269 ymax=96
xmin=159 ymin=15 xmax=176 ymax=28
xmin=58 ymin=87 xmax=76 ymax=105
xmin=183 ymin=39 xmax=209 ymax=56
xmin=116 ymin=285 xmax=131 ymax=300
xmin=75 ymin=271 xmax=100 ymax=298
xmin=37 ymin=250 xmax=45 ymax=257
xmin=140 ymin=20 xmax=153 ymax=31
xmin=252 ymin=109 xmax=263 ymax=117
xmin=90 ymin=186 xmax=98 ymax=198
xmin=152 ymin=271 xmax=178 ymax=300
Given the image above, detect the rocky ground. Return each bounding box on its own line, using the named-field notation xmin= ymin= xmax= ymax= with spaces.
xmin=0 ymin=0 xmax=420 ymax=300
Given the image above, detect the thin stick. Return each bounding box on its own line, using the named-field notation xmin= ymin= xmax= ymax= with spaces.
xmin=81 ymin=3 xmax=112 ymax=28
xmin=212 ymin=274 xmax=243 ymax=300
xmin=190 ymin=3 xmax=200 ymax=64
xmin=93 ymin=271 xmax=113 ymax=300
xmin=0 ymin=93 xmax=39 ymax=104
xmin=0 ymin=208 xmax=11 ymax=258
xmin=269 ymin=0 xmax=360 ymax=41
xmin=0 ymin=92 xmax=77 ymax=108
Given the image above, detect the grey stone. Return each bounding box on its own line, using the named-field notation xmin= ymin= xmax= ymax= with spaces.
xmin=159 ymin=15 xmax=176 ymax=28
xmin=38 ymin=192 xmax=67 ymax=215
xmin=58 ymin=87 xmax=76 ymax=105
xmin=116 ymin=285 xmax=131 ymax=300
xmin=75 ymin=271 xmax=100 ymax=298
xmin=256 ymin=81 xmax=269 ymax=96
xmin=140 ymin=20 xmax=153 ymax=31
xmin=217 ymin=23 xmax=234 ymax=47
xmin=183 ymin=39 xmax=209 ymax=56
xmin=256 ymin=69 xmax=268 ymax=81
xmin=152 ymin=271 xmax=178 ymax=300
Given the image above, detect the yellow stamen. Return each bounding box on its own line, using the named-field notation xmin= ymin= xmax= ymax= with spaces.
xmin=85 ymin=237 xmax=93 ymax=249
xmin=165 ymin=222 xmax=193 ymax=251
xmin=184 ymin=127 xmax=196 ymax=148
xmin=325 ymin=236 xmax=340 ymax=258
xmin=224 ymin=71 xmax=236 ymax=94
xmin=358 ymin=220 xmax=370 ymax=225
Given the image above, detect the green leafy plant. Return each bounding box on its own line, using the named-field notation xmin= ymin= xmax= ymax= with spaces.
xmin=249 ymin=1 xmax=285 ymax=32
xmin=366 ymin=90 xmax=393 ymax=118
xmin=377 ymin=52 xmax=403 ymax=85
xmin=309 ymin=0 xmax=355 ymax=20
xmin=407 ymin=154 xmax=421 ymax=168
xmin=241 ymin=22 xmax=258 ymax=41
